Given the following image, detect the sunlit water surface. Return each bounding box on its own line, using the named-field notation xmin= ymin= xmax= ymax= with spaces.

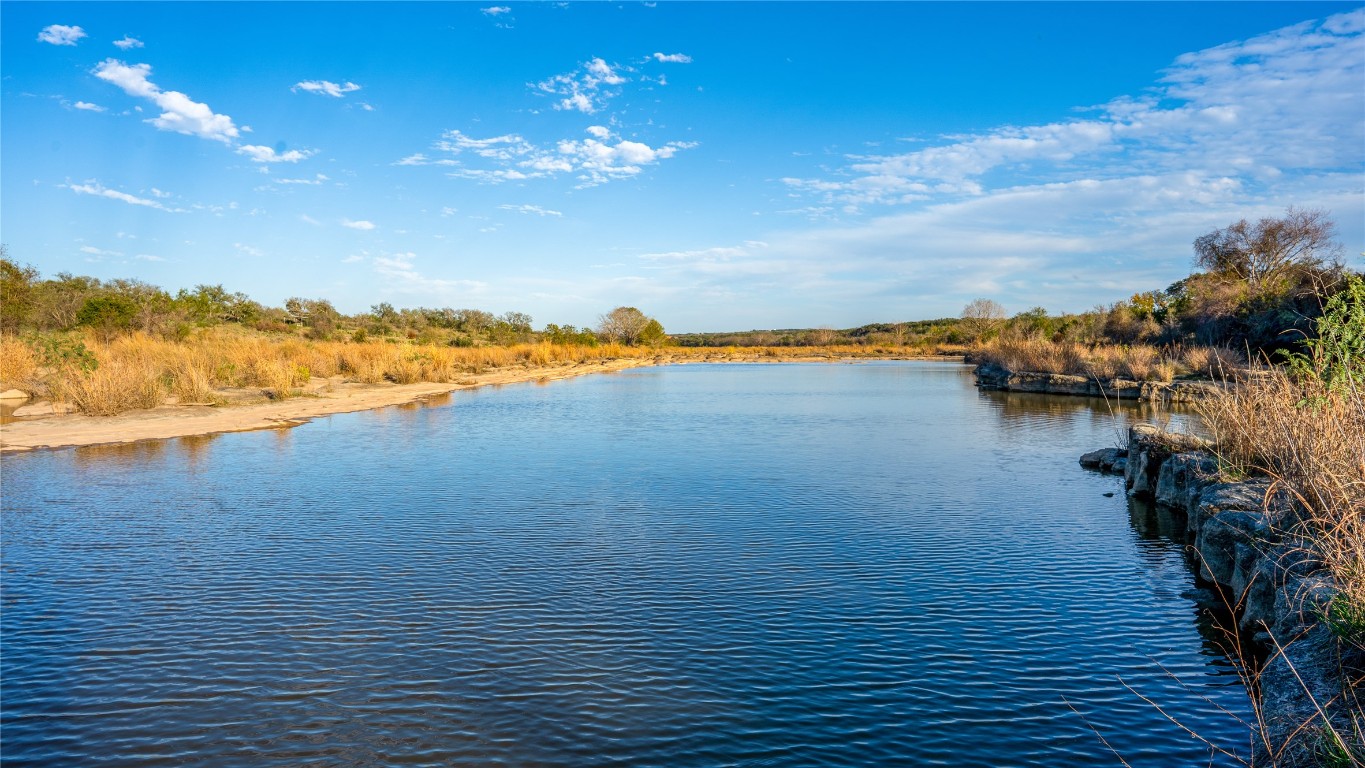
xmin=2 ymin=362 xmax=1249 ymax=766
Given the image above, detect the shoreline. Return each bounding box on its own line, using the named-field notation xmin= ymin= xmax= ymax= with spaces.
xmin=0 ymin=354 xmax=962 ymax=454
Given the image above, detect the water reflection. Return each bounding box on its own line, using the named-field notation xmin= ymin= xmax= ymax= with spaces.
xmin=72 ymin=438 xmax=168 ymax=467
xmin=977 ymin=388 xmax=1197 ymax=438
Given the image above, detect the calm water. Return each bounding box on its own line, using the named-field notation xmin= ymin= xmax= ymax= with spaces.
xmin=1 ymin=361 xmax=1250 ymax=766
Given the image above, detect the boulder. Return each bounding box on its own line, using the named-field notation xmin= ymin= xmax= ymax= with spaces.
xmin=1196 ymin=509 xmax=1265 ymax=586
xmin=1079 ymin=447 xmax=1126 ymax=474
xmin=1155 ymin=452 xmax=1218 ymax=510
xmin=0 ymin=388 xmax=30 ymax=401
xmin=974 ymin=363 xmax=1012 ymax=390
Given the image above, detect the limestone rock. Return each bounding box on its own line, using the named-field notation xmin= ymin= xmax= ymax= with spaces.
xmin=1155 ymin=452 xmax=1217 ymax=510
xmin=0 ymin=388 xmax=30 ymax=401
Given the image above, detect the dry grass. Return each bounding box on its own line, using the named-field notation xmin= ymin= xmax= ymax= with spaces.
xmin=53 ymin=359 xmax=166 ymax=416
xmin=1195 ymin=364 xmax=1365 ymax=621
xmin=975 ymin=339 xmax=1245 ymax=382
xmin=2 ymin=330 xmax=942 ymax=416
xmin=169 ymin=360 xmax=218 ymax=404
xmin=0 ymin=336 xmax=40 ymax=392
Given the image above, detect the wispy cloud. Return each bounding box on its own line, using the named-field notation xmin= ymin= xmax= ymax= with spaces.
xmin=481 ymin=6 xmax=514 ymax=28
xmin=93 ymin=59 xmax=241 ymax=143
xmin=64 ymin=181 xmax=181 ymax=212
xmin=535 ymin=57 xmax=626 ymax=114
xmin=80 ymin=245 xmax=123 ymax=257
xmin=651 ymin=52 xmax=692 ymax=63
xmin=38 ymin=24 xmax=85 ymax=46
xmin=113 ymin=36 xmax=144 ymax=50
xmin=237 ymin=144 xmax=317 ymax=163
xmin=499 ymin=204 xmax=563 ymax=217
xmin=341 ymin=218 xmax=376 ymax=230
xmin=401 ymin=126 xmax=695 ymax=187
xmin=783 ymin=9 xmax=1365 ymax=213
xmin=293 ymin=80 xmax=361 ymax=98
xmin=134 ymin=253 xmax=165 ymax=262
xmin=71 ymin=100 xmax=106 ymax=112
xmin=373 ymin=252 xmax=488 ymax=297
xmin=273 ymin=174 xmax=330 ymax=185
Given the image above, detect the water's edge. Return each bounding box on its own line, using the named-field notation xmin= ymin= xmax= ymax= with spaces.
xmin=1094 ymin=426 xmax=1359 ymax=765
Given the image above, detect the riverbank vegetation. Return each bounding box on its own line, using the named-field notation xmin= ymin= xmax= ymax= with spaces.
xmin=1198 ymin=277 xmax=1364 ymax=638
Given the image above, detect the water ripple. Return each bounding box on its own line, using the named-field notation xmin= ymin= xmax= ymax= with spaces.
xmin=2 ymin=362 xmax=1248 ymax=766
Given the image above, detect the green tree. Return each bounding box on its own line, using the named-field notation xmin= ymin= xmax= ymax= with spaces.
xmin=0 ymin=249 xmax=39 ymax=333
xmin=638 ymin=318 xmax=667 ymax=347
xmin=77 ymin=294 xmax=139 ymax=342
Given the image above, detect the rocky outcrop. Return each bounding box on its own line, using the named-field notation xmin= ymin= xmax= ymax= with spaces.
xmin=976 ymin=363 xmax=1227 ymax=403
xmin=1107 ymin=425 xmax=1362 ymax=766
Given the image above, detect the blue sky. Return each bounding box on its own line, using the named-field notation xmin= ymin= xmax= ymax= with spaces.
xmin=3 ymin=2 xmax=1362 ymax=332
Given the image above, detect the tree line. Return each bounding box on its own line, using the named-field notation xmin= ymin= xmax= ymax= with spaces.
xmin=0 ymin=250 xmax=667 ymax=348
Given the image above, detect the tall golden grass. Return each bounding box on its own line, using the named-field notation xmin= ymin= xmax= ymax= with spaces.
xmin=53 ymin=359 xmax=166 ymax=416
xmin=0 ymin=330 xmax=947 ymax=416
xmin=974 ymin=338 xmax=1244 ymax=382
xmin=0 ymin=337 xmax=39 ymax=390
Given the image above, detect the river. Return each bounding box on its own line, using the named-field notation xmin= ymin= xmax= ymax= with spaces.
xmin=1 ymin=361 xmax=1250 ymax=766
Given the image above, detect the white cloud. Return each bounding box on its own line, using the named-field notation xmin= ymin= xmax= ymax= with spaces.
xmin=783 ymin=9 xmax=1365 ymax=212
xmin=293 ymin=80 xmax=361 ymax=98
xmin=64 ymin=181 xmax=181 ymax=212
xmin=80 ymin=245 xmax=122 ymax=257
xmin=113 ymin=36 xmax=144 ymax=50
xmin=481 ymin=6 xmax=511 ymax=15
xmin=405 ymin=126 xmax=695 ymax=186
xmin=234 ymin=243 xmax=264 ymax=257
xmin=135 ymin=253 xmax=165 ymax=262
xmin=535 ymin=57 xmax=627 ymax=113
xmin=300 ymin=214 xmax=321 ymax=225
xmin=72 ymin=101 xmax=106 ymax=112
xmin=342 ymin=219 xmax=376 ymax=230
xmin=499 ymin=204 xmax=563 ymax=217
xmin=237 ymin=144 xmax=317 ymax=163
xmin=38 ymin=24 xmax=86 ymax=46
xmin=93 ymin=59 xmax=240 ymax=143
xmin=342 ymin=253 xmax=365 ymax=264
xmin=441 ymin=206 xmax=458 ymax=217
xmin=651 ymin=52 xmax=692 ymax=63
xmin=149 ymin=188 xmax=170 ymax=198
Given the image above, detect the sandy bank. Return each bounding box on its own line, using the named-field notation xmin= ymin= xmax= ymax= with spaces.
xmin=0 ymin=358 xmax=655 ymax=454
xmin=0 ymin=355 xmax=962 ymax=453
